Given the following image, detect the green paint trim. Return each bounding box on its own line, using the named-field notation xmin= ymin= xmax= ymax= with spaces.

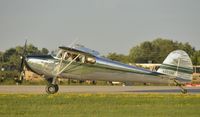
xmin=160 ymin=64 xmax=193 ymax=74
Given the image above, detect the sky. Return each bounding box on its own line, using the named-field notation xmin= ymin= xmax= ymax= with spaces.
xmin=0 ymin=0 xmax=200 ymax=55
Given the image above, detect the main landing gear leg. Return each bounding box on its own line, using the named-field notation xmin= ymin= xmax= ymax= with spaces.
xmin=45 ymin=77 xmax=59 ymax=94
xmin=174 ymin=80 xmax=187 ymax=94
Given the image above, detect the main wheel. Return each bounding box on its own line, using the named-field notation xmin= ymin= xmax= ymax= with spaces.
xmin=45 ymin=84 xmax=59 ymax=94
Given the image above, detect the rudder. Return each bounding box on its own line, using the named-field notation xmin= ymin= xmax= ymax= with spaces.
xmin=157 ymin=50 xmax=193 ymax=83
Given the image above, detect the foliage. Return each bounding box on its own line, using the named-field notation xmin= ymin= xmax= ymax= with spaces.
xmin=129 ymin=38 xmax=196 ymax=63
xmin=0 ymin=94 xmax=200 ymax=117
xmin=107 ymin=52 xmax=129 ymax=63
xmin=0 ymin=44 xmax=49 ymax=79
xmin=0 ymin=78 xmax=17 ymax=85
xmin=191 ymin=50 xmax=200 ymax=65
xmin=41 ymin=48 xmax=49 ymax=55
xmin=106 ymin=38 xmax=198 ymax=64
xmin=0 ymin=38 xmax=200 ymax=78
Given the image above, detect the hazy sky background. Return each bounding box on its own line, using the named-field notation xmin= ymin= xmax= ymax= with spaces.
xmin=0 ymin=0 xmax=200 ymax=55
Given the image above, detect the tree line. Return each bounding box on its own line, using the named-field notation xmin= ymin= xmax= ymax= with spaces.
xmin=107 ymin=38 xmax=200 ymax=65
xmin=0 ymin=38 xmax=200 ymax=72
xmin=0 ymin=44 xmax=49 ymax=71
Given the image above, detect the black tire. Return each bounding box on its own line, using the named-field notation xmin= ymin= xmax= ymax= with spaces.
xmin=45 ymin=84 xmax=59 ymax=94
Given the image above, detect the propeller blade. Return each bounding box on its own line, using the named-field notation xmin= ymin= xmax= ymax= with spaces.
xmin=22 ymin=40 xmax=27 ymax=56
xmin=17 ymin=40 xmax=27 ymax=84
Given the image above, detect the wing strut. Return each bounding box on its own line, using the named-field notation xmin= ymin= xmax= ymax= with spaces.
xmin=52 ymin=54 xmax=81 ymax=85
xmin=57 ymin=54 xmax=80 ymax=75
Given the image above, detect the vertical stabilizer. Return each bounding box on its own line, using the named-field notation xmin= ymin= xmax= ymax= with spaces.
xmin=157 ymin=50 xmax=193 ymax=82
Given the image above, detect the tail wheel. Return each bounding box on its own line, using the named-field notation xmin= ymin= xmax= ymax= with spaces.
xmin=45 ymin=84 xmax=59 ymax=94
xmin=181 ymin=89 xmax=187 ymax=94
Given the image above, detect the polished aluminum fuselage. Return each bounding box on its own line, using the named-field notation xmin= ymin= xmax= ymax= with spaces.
xmin=25 ymin=55 xmax=172 ymax=84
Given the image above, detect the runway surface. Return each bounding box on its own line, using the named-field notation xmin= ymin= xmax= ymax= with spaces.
xmin=0 ymin=85 xmax=200 ymax=94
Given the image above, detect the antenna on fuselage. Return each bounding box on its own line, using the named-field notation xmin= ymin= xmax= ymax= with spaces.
xmin=69 ymin=38 xmax=79 ymax=48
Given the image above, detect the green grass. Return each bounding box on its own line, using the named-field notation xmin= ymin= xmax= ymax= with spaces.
xmin=0 ymin=94 xmax=200 ymax=117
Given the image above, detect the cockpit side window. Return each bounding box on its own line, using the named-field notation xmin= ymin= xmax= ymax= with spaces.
xmin=64 ymin=52 xmax=71 ymax=61
xmin=56 ymin=50 xmax=94 ymax=64
xmin=62 ymin=51 xmax=85 ymax=63
xmin=56 ymin=50 xmax=65 ymax=59
xmin=66 ymin=53 xmax=79 ymax=62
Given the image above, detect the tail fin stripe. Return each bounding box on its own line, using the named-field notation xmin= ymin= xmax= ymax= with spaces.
xmin=160 ymin=64 xmax=193 ymax=74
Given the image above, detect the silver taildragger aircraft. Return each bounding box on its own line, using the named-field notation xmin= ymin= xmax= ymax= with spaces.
xmin=17 ymin=43 xmax=193 ymax=94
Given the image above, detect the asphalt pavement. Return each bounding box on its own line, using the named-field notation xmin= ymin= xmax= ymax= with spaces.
xmin=0 ymin=85 xmax=200 ymax=94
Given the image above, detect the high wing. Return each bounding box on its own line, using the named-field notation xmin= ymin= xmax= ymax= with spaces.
xmin=72 ymin=44 xmax=100 ymax=56
xmin=59 ymin=46 xmax=94 ymax=57
xmin=59 ymin=44 xmax=100 ymax=57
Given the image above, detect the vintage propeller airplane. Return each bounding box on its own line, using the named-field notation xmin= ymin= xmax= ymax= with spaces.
xmin=17 ymin=41 xmax=193 ymax=94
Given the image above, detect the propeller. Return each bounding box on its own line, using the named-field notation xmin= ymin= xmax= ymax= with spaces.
xmin=16 ymin=40 xmax=27 ymax=84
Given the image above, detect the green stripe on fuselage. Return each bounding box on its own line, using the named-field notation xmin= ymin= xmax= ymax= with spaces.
xmin=160 ymin=64 xmax=193 ymax=74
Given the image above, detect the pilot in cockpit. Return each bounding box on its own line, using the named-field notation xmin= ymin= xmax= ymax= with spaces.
xmin=64 ymin=52 xmax=71 ymax=61
xmin=58 ymin=50 xmax=85 ymax=63
xmin=64 ymin=52 xmax=82 ymax=62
